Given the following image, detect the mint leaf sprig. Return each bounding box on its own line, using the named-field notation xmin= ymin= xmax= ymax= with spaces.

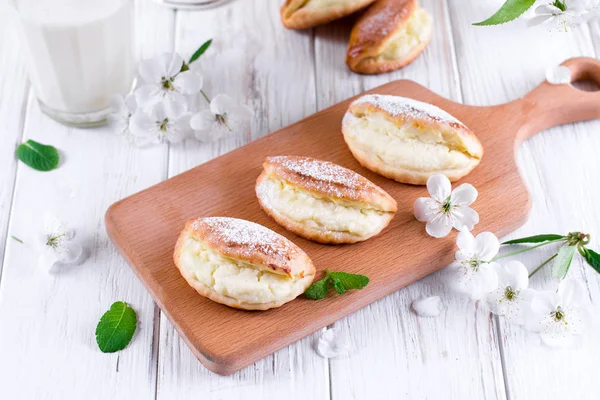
xmin=15 ymin=139 xmax=60 ymax=171
xmin=305 ymin=270 xmax=369 ymax=300
xmin=473 ymin=0 xmax=536 ymax=26
xmin=96 ymin=301 xmax=137 ymax=353
xmin=495 ymin=232 xmax=597 ymax=279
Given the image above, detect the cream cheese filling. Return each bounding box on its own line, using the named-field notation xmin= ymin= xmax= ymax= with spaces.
xmin=258 ymin=176 xmax=390 ymax=237
xmin=178 ymin=236 xmax=304 ymax=304
xmin=344 ymin=112 xmax=476 ymax=172
xmin=380 ymin=7 xmax=432 ymax=61
xmin=285 ymin=0 xmax=346 ymax=16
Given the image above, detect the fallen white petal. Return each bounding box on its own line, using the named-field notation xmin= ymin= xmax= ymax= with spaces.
xmin=316 ymin=328 xmax=351 ymax=358
xmin=412 ymin=296 xmax=444 ymax=317
xmin=546 ymin=65 xmax=571 ymax=85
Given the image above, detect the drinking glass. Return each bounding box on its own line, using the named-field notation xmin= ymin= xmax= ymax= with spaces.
xmin=9 ymin=0 xmax=137 ymax=127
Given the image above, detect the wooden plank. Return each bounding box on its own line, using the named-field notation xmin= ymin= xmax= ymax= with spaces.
xmin=156 ymin=0 xmax=328 ymax=397
xmin=450 ymin=2 xmax=600 ymax=399
xmin=314 ymin=1 xmax=507 ymax=399
xmin=0 ymin=3 xmax=29 ymax=276
xmin=0 ymin=1 xmax=173 ymax=398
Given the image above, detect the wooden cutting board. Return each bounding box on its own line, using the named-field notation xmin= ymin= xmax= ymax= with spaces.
xmin=106 ymin=57 xmax=600 ymax=375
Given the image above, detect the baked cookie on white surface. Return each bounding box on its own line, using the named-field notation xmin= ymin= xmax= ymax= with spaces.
xmin=256 ymin=156 xmax=397 ymax=244
xmin=174 ymin=217 xmax=315 ymax=310
xmin=342 ymin=94 xmax=483 ymax=185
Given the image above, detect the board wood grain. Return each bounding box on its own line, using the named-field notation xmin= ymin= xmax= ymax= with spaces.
xmin=105 ymin=57 xmax=600 ymax=375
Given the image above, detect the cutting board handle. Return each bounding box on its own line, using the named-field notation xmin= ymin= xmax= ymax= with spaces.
xmin=518 ymin=57 xmax=600 ymax=142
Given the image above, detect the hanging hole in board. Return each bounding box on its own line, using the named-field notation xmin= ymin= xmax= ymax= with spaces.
xmin=570 ymin=79 xmax=600 ymax=92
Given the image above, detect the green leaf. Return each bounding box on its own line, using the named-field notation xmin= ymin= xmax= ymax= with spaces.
xmin=581 ymin=247 xmax=600 ymax=274
xmin=95 ymin=301 xmax=137 ymax=353
xmin=473 ymin=0 xmax=536 ymax=26
xmin=331 ymin=277 xmax=346 ymax=295
xmin=327 ymin=271 xmax=370 ymax=291
xmin=552 ymin=245 xmax=577 ymax=279
xmin=503 ymin=234 xmax=565 ymax=245
xmin=189 ymin=39 xmax=212 ymax=64
xmin=304 ymin=278 xmax=330 ymax=300
xmin=15 ymin=140 xmax=60 ymax=171
xmin=10 ymin=235 xmax=23 ymax=243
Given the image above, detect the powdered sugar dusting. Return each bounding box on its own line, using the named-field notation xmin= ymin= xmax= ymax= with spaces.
xmin=352 ymin=94 xmax=465 ymax=127
xmin=193 ymin=217 xmax=292 ymax=260
xmin=267 ymin=156 xmax=368 ymax=199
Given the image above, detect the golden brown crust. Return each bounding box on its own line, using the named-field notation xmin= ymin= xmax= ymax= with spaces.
xmin=280 ymin=0 xmax=376 ymax=30
xmin=184 ymin=217 xmax=310 ymax=277
xmin=346 ymin=0 xmax=432 ymax=74
xmin=342 ymin=94 xmax=483 ymax=185
xmin=173 ymin=217 xmax=316 ymax=311
xmin=262 ymin=156 xmax=397 ymax=212
xmin=255 ymin=156 xmax=397 ymax=244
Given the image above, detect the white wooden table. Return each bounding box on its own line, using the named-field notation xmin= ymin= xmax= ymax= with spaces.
xmin=1 ymin=1 xmax=600 ymax=399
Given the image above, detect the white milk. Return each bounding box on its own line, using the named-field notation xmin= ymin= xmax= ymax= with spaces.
xmin=13 ymin=0 xmax=135 ymax=124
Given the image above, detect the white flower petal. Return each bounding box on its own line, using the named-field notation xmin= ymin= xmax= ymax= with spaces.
xmin=124 ymin=93 xmax=137 ymax=113
xmin=135 ymin=84 xmax=162 ymax=108
xmin=546 ymin=65 xmax=571 ymax=85
xmin=138 ymin=58 xmax=164 ymax=84
xmin=566 ymin=306 xmax=592 ymax=334
xmin=38 ymin=248 xmax=60 ymax=271
xmin=109 ymin=95 xmax=127 ymax=115
xmin=451 ymin=183 xmax=478 ymax=205
xmin=165 ymin=53 xmax=184 ymax=77
xmin=527 ymin=15 xmax=554 ymax=27
xmin=426 ymin=174 xmax=451 ymax=202
xmin=130 ymin=110 xmax=158 ymax=138
xmin=473 ymin=231 xmax=499 ymax=261
xmin=190 ymin=109 xmax=216 ymax=132
xmin=535 ymin=4 xmax=562 ymax=15
xmin=425 ymin=214 xmax=453 ymax=238
xmin=530 ymin=291 xmax=560 ymax=315
xmin=316 ymin=329 xmax=350 ymax=358
xmin=456 ymin=226 xmax=475 ymax=254
xmin=540 ymin=318 xmax=573 ymax=348
xmin=166 ymin=114 xmax=191 ymax=143
xmin=503 ymin=260 xmax=529 ymax=290
xmin=558 ymin=278 xmax=588 ymax=308
xmin=469 ymin=264 xmax=498 ymax=300
xmin=412 ymin=296 xmax=444 ymax=317
xmin=57 ymin=241 xmax=82 ymax=264
xmin=172 ymin=70 xmax=203 ymax=95
xmin=210 ymin=94 xmax=235 ymax=115
xmin=451 ymin=206 xmax=479 ymax=231
xmin=164 ymin=96 xmax=188 ymax=119
xmin=414 ymin=197 xmax=438 ymax=222
xmin=163 ymin=92 xmax=187 ymax=110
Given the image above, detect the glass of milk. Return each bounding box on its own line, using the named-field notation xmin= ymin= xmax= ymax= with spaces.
xmin=9 ymin=0 xmax=136 ymax=127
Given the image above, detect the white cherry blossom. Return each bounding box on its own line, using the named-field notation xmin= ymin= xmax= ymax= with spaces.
xmin=487 ymin=261 xmax=534 ymax=324
xmin=33 ymin=215 xmax=82 ymax=271
xmin=446 ymin=227 xmax=499 ymax=300
xmin=527 ymin=1 xmax=589 ymax=30
xmin=108 ymin=93 xmax=137 ymax=136
xmin=525 ymin=278 xmax=593 ymax=348
xmin=414 ymin=174 xmax=479 ymax=238
xmin=130 ymin=101 xmax=191 ymax=146
xmin=191 ymin=94 xmax=253 ymax=142
xmin=135 ymin=53 xmax=203 ymax=109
